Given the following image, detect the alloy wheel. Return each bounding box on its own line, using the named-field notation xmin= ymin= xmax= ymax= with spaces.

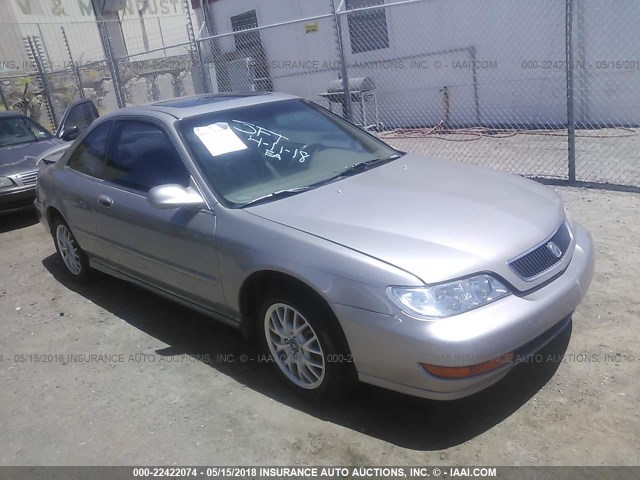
xmin=56 ymin=224 xmax=82 ymax=275
xmin=264 ymin=303 xmax=326 ymax=389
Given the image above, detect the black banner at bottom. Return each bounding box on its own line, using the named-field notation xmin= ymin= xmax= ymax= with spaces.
xmin=0 ymin=466 xmax=637 ymax=480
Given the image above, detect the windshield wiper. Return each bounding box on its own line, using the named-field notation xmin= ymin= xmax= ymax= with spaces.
xmin=351 ymin=154 xmax=402 ymax=171
xmin=240 ymin=153 xmax=404 ymax=208
xmin=241 ymin=186 xmax=313 ymax=208
xmin=313 ymin=153 xmax=404 ymax=186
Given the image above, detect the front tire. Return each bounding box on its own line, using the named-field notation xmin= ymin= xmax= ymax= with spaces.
xmin=258 ymin=290 xmax=357 ymax=402
xmin=52 ymin=218 xmax=92 ymax=282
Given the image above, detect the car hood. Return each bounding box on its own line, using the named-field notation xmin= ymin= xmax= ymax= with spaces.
xmin=246 ymin=153 xmax=565 ymax=284
xmin=0 ymin=138 xmax=64 ymax=176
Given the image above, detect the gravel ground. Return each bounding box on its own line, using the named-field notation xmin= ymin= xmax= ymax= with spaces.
xmin=0 ymin=186 xmax=638 ymax=466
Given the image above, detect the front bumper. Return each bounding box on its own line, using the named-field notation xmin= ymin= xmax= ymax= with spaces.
xmin=333 ymin=223 xmax=595 ymax=400
xmin=0 ymin=186 xmax=36 ymax=213
xmin=34 ymin=196 xmax=48 ymax=232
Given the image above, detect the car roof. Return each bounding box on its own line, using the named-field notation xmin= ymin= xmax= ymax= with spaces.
xmin=102 ymin=92 xmax=301 ymax=121
xmin=0 ymin=111 xmax=25 ymax=119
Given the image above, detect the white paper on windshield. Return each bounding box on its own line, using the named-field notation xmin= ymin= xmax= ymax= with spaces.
xmin=193 ymin=122 xmax=247 ymax=156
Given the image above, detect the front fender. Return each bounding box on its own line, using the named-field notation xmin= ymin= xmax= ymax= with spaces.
xmin=215 ymin=208 xmax=423 ymax=318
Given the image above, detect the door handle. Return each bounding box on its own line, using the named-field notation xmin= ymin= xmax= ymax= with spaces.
xmin=97 ymin=194 xmax=113 ymax=208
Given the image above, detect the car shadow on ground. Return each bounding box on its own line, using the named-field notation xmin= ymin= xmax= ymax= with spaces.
xmin=43 ymin=253 xmax=571 ymax=451
xmin=0 ymin=209 xmax=38 ymax=233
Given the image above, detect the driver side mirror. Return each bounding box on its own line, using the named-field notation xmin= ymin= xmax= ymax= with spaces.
xmin=147 ymin=184 xmax=206 ymax=210
xmin=35 ymin=143 xmax=73 ymax=166
xmin=61 ymin=125 xmax=80 ymax=141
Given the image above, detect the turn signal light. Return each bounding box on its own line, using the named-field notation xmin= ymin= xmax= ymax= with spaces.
xmin=421 ymin=353 xmax=514 ymax=379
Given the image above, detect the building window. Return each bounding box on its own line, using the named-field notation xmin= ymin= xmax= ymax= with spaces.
xmin=231 ymin=10 xmax=261 ymax=51
xmin=346 ymin=0 xmax=390 ymax=54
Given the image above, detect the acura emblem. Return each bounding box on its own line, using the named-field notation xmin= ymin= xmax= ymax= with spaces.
xmin=546 ymin=241 xmax=563 ymax=258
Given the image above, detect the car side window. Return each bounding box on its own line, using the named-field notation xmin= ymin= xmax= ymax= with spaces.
xmin=105 ymin=121 xmax=191 ymax=193
xmin=66 ymin=122 xmax=111 ymax=178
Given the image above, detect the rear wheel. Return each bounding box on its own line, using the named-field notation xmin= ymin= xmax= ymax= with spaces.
xmin=258 ymin=289 xmax=357 ymax=402
xmin=52 ymin=218 xmax=91 ymax=282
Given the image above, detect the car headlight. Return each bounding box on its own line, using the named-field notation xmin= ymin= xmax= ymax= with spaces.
xmin=0 ymin=177 xmax=15 ymax=189
xmin=387 ymin=274 xmax=510 ymax=319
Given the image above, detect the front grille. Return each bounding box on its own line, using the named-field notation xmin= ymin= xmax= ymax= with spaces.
xmin=18 ymin=171 xmax=38 ymax=186
xmin=509 ymin=221 xmax=572 ymax=281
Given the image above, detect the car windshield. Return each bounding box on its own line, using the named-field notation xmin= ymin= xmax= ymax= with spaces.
xmin=178 ymin=99 xmax=401 ymax=207
xmin=0 ymin=116 xmax=51 ymax=148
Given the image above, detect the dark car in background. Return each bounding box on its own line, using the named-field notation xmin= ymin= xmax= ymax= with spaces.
xmin=0 ymin=99 xmax=98 ymax=214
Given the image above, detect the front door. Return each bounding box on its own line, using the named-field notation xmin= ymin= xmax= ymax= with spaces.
xmin=61 ymin=121 xmax=113 ymax=254
xmin=56 ymin=99 xmax=100 ymax=141
xmin=91 ymin=119 xmax=226 ymax=312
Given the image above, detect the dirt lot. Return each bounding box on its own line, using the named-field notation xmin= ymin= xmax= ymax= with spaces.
xmin=0 ymin=186 xmax=638 ymax=466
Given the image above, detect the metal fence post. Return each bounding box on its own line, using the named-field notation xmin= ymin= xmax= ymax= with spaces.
xmin=61 ymin=27 xmax=85 ymax=100
xmin=197 ymin=0 xmax=232 ymax=93
xmin=566 ymin=0 xmax=576 ymax=183
xmin=332 ymin=0 xmax=353 ymax=120
xmin=0 ymin=83 xmax=9 ymax=110
xmin=158 ymin=17 xmax=167 ymax=56
xmin=27 ymin=36 xmax=58 ymax=129
xmin=184 ymin=0 xmax=211 ymax=94
xmin=36 ymin=24 xmax=52 ymax=68
xmin=93 ymin=1 xmax=126 ymax=109
xmin=101 ymin=19 xmax=127 ymax=109
xmin=193 ymin=38 xmax=211 ymax=93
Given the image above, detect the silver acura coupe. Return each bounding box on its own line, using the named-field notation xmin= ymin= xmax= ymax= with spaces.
xmin=35 ymin=93 xmax=595 ymax=401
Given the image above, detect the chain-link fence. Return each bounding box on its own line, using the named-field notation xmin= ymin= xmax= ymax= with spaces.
xmin=1 ymin=0 xmax=638 ymax=190
xmin=0 ymin=72 xmax=52 ymax=129
xmin=197 ymin=6 xmax=343 ymax=105
xmin=187 ymin=0 xmax=640 ymax=189
xmin=569 ymin=0 xmax=640 ymax=186
xmin=0 ymin=8 xmax=199 ymax=123
xmin=115 ymin=13 xmax=200 ymax=108
xmin=340 ymin=0 xmax=571 ymax=181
